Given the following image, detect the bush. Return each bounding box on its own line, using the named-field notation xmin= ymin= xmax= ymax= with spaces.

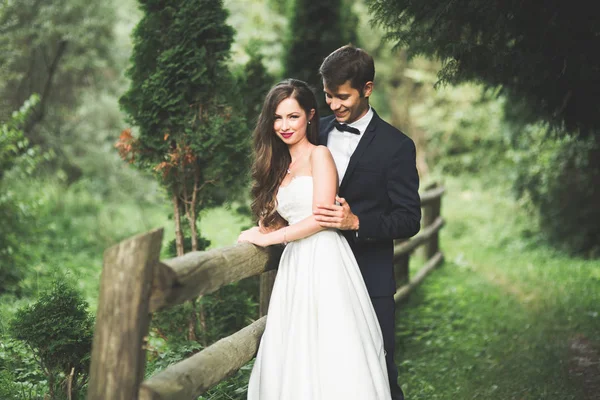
xmin=9 ymin=280 xmax=94 ymax=399
xmin=166 ymin=234 xmax=211 ymax=258
xmin=513 ymin=128 xmax=600 ymax=257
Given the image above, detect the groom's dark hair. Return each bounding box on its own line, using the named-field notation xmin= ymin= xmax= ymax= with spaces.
xmin=319 ymin=45 xmax=375 ymax=95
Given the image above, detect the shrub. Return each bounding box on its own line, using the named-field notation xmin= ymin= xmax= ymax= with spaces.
xmin=513 ymin=129 xmax=600 ymax=257
xmin=9 ymin=280 xmax=94 ymax=399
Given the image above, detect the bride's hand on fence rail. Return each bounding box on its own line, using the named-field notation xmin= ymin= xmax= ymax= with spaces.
xmin=238 ymin=226 xmax=268 ymax=247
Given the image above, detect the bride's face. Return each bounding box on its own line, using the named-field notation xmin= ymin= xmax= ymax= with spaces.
xmin=273 ymin=97 xmax=314 ymax=145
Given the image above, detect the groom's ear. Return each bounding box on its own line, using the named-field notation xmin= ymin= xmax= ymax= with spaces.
xmin=362 ymin=81 xmax=374 ymax=98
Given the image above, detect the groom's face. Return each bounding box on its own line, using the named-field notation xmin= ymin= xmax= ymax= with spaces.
xmin=324 ymin=80 xmax=372 ymax=124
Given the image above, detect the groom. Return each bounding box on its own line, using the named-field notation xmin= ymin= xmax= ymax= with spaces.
xmin=314 ymin=45 xmax=421 ymax=400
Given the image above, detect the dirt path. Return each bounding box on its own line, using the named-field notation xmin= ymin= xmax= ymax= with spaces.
xmin=568 ymin=334 xmax=600 ymax=400
xmin=478 ymin=266 xmax=600 ymax=399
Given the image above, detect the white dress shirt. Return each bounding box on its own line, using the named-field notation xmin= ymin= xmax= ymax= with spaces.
xmin=326 ymin=107 xmax=374 ymax=183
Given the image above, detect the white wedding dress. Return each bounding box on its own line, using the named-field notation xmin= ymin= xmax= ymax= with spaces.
xmin=247 ymin=176 xmax=391 ymax=400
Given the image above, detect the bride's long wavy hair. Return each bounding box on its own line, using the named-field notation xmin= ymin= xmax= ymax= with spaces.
xmin=251 ymin=79 xmax=320 ymax=227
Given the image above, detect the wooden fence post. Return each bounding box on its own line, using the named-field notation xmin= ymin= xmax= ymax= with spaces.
xmin=87 ymin=228 xmax=163 ymax=400
xmin=423 ymin=183 xmax=441 ymax=260
xmin=259 ymin=246 xmax=282 ymax=317
xmin=259 ymin=270 xmax=277 ymax=317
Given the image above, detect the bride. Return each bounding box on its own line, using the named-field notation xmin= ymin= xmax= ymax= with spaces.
xmin=238 ymin=79 xmax=391 ymax=400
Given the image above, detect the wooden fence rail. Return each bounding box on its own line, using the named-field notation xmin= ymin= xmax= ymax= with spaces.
xmin=87 ymin=183 xmax=445 ymax=400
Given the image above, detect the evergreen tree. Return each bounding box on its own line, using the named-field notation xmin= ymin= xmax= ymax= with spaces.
xmin=238 ymin=45 xmax=276 ymax=128
xmin=284 ymin=0 xmax=358 ymax=114
xmin=368 ymin=0 xmax=600 ymax=137
xmin=368 ymin=0 xmax=600 ymax=255
xmin=118 ymin=0 xmax=250 ymax=255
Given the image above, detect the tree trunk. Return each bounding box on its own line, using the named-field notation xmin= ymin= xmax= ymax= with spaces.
xmin=188 ymin=298 xmax=198 ymax=342
xmin=190 ymin=164 xmax=200 ymax=251
xmin=198 ymin=298 xmax=207 ymax=346
xmin=172 ymin=194 xmax=184 ymax=256
xmin=190 ymin=211 xmax=198 ymax=252
xmin=66 ymin=367 xmax=74 ymax=400
xmin=48 ymin=373 xmax=55 ymax=400
xmin=24 ymin=40 xmax=68 ymax=136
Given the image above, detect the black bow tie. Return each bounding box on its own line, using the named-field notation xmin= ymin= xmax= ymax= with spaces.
xmin=333 ymin=120 xmax=361 ymax=135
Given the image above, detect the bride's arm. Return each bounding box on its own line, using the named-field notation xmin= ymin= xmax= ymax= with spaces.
xmin=238 ymin=146 xmax=338 ymax=247
xmin=264 ymin=146 xmax=338 ymax=245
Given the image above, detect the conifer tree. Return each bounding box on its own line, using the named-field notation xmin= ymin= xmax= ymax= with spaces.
xmin=238 ymin=45 xmax=275 ymax=128
xmin=284 ymin=0 xmax=358 ymax=114
xmin=119 ymin=0 xmax=250 ymax=255
xmin=368 ymin=0 xmax=600 ymax=255
xmin=368 ymin=0 xmax=600 ymax=137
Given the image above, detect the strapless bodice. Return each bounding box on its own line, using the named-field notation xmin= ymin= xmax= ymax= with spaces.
xmin=276 ymin=176 xmax=313 ymax=225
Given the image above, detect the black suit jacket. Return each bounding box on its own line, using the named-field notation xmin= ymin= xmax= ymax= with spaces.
xmin=319 ymin=110 xmax=421 ymax=296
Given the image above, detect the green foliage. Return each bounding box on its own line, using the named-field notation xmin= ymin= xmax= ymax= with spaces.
xmin=198 ymin=282 xmax=258 ymax=345
xmin=224 ymin=0 xmax=288 ymax=76
xmin=199 ymin=360 xmax=253 ymax=399
xmin=411 ymin=84 xmax=509 ymax=174
xmin=236 ymin=46 xmax=276 ymax=128
xmin=0 ymin=95 xmax=49 ymax=294
xmin=146 ymin=337 xmax=203 ymax=375
xmin=366 ymin=0 xmax=600 ymax=255
xmin=368 ymin=0 xmax=600 ymax=138
xmin=9 ymin=280 xmax=94 ymax=398
xmin=147 ymin=281 xmax=257 ymax=384
xmin=148 ymin=281 xmax=257 ymax=348
xmin=150 ymin=301 xmax=200 ymax=344
xmin=0 ymin=370 xmax=20 ymax=400
xmin=0 ymin=96 xmax=41 ymax=177
xmin=119 ymin=0 xmax=252 ymax=250
xmin=0 ymin=338 xmax=47 ymax=399
xmin=120 ymin=0 xmax=236 ymax=145
xmin=167 ymin=234 xmax=211 ymax=256
xmin=512 ymin=130 xmax=600 ymax=256
xmin=266 ymin=0 xmax=291 ymax=15
xmin=0 ymin=0 xmax=116 ymax=180
xmin=284 ymin=0 xmax=358 ymax=113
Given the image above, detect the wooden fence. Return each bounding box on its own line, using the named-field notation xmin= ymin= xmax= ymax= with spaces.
xmin=87 ymin=183 xmax=445 ymax=400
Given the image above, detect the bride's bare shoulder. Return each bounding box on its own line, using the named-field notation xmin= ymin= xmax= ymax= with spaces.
xmin=309 ymin=145 xmax=336 ymax=174
xmin=310 ymin=145 xmax=333 ymax=160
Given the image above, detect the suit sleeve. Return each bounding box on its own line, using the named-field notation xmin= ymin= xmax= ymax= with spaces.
xmin=355 ymin=138 xmax=421 ymax=240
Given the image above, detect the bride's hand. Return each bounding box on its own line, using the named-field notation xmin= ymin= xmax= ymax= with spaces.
xmin=237 ymin=226 xmax=269 ymax=247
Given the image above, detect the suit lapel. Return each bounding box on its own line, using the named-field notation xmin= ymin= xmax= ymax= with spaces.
xmin=339 ymin=112 xmax=380 ymax=192
xmin=319 ymin=116 xmax=336 ymax=146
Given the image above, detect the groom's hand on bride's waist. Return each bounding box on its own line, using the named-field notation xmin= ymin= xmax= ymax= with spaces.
xmin=314 ymin=196 xmax=360 ymax=232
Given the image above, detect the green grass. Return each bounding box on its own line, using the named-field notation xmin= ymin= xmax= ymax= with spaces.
xmin=395 ymin=175 xmax=600 ymax=399
xmin=200 ymin=206 xmax=251 ymax=250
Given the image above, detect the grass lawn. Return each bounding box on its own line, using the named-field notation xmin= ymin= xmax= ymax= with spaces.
xmin=396 ymin=175 xmax=600 ymax=399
